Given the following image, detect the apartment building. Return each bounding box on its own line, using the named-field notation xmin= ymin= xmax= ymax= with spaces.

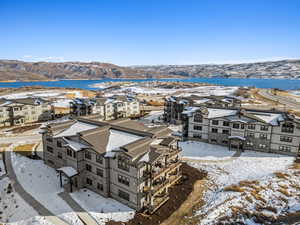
xmin=0 ymin=98 xmax=52 ymax=127
xmin=41 ymin=118 xmax=181 ymax=213
xmin=164 ymin=95 xmax=241 ymax=124
xmin=70 ymin=95 xmax=140 ymax=120
xmin=182 ymin=106 xmax=300 ymax=156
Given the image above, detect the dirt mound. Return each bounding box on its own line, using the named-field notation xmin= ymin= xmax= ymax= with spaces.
xmin=106 ymin=163 xmax=207 ymax=225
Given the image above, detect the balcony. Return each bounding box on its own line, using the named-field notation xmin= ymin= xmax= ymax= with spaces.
xmin=152 ymin=161 xmax=181 ymax=180
xmin=150 ymin=194 xmax=170 ymax=214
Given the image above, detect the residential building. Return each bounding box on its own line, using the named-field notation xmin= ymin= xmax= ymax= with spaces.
xmin=0 ymin=98 xmax=52 ymax=127
xmin=164 ymin=95 xmax=241 ymax=124
xmin=41 ymin=118 xmax=181 ymax=213
xmin=182 ymin=106 xmax=300 ymax=156
xmin=70 ymin=96 xmax=140 ymax=120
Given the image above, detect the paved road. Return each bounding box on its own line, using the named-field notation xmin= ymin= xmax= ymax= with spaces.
xmin=258 ymin=89 xmax=300 ymax=110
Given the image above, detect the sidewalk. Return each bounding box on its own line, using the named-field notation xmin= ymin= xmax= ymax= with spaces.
xmin=58 ymin=191 xmax=100 ymax=225
xmin=4 ymin=150 xmax=69 ymax=225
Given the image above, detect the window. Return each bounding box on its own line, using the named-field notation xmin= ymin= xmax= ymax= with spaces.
xmin=247 ymin=132 xmax=255 ymax=138
xmin=223 ymin=121 xmax=230 ymax=126
xmin=211 ymin=128 xmax=218 ymax=133
xmin=222 ymin=129 xmax=229 ymax=134
xmin=96 ymin=168 xmax=103 ymax=177
xmin=96 ymin=155 xmax=103 ymax=164
xmin=260 ymin=125 xmax=269 ymax=131
xmin=118 ymin=156 xmax=130 ymax=172
xmin=118 ymin=190 xmax=130 ymax=201
xmin=86 ymin=164 xmax=92 ymax=172
xmin=280 ymin=136 xmax=293 ymax=143
xmin=97 ymin=183 xmax=103 ymax=191
xmin=193 ymin=133 xmax=201 ymax=138
xmin=193 ymin=114 xmax=203 ymax=123
xmin=118 ymin=175 xmax=130 ymax=186
xmin=58 ymin=152 xmax=62 ymax=159
xmin=279 ymin=145 xmax=291 ymax=152
xmin=248 ymin=124 xmax=255 ymax=130
xmin=193 ymin=125 xmax=202 ymax=130
xmin=57 ymin=141 xmax=62 ymax=147
xmin=241 ymin=124 xmax=245 ymax=129
xmin=85 ymin=151 xmax=92 ymax=160
xmin=246 ymin=142 xmax=253 ymax=146
xmin=232 ymin=123 xmax=240 ymax=129
xmin=46 ymin=137 xmax=53 ymax=142
xmin=222 ymin=140 xmax=228 ymax=144
xmin=281 ymin=123 xmax=294 ymax=133
xmin=47 ymin=146 xmax=53 ymax=153
xmin=259 ymin=133 xmax=267 ymax=139
xmin=67 ymin=149 xmax=76 ymax=158
xmin=259 ymin=144 xmax=267 ymax=149
xmin=86 ymin=178 xmax=93 ymax=185
xmin=210 ymin=139 xmax=217 ymax=143
xmin=212 ymin=120 xmax=219 ymax=125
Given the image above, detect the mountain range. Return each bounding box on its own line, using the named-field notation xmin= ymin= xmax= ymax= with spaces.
xmin=0 ymin=59 xmax=300 ymax=81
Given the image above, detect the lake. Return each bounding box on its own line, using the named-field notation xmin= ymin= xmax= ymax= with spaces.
xmin=0 ymin=78 xmax=300 ymax=90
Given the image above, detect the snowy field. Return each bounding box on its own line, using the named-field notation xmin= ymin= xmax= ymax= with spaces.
xmin=71 ymin=189 xmax=135 ymax=225
xmin=179 ymin=141 xmax=299 ymax=224
xmin=140 ymin=111 xmax=164 ymax=123
xmin=0 ymin=177 xmax=40 ymax=223
xmin=179 ymin=141 xmax=234 ymax=160
xmin=11 ymin=152 xmax=83 ymax=225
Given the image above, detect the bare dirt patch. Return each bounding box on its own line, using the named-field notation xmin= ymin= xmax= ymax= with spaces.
xmin=106 ymin=163 xmax=207 ymax=225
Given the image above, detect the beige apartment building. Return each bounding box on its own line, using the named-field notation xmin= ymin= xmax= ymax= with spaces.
xmin=70 ymin=95 xmax=140 ymax=120
xmin=41 ymin=118 xmax=181 ymax=213
xmin=0 ymin=98 xmax=52 ymax=127
xmin=182 ymin=106 xmax=300 ymax=156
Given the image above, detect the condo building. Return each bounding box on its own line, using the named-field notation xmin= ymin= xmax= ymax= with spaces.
xmin=0 ymin=98 xmax=52 ymax=127
xmin=70 ymin=95 xmax=140 ymax=120
xmin=182 ymin=106 xmax=300 ymax=156
xmin=164 ymin=95 xmax=241 ymax=124
xmin=41 ymin=118 xmax=182 ymax=213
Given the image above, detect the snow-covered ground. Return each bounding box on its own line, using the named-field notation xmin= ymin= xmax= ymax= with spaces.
xmin=141 ymin=111 xmax=164 ymax=123
xmin=0 ymin=157 xmax=6 ymax=176
xmin=0 ymin=177 xmax=40 ymax=223
xmin=11 ymin=152 xmax=83 ymax=225
xmin=179 ymin=141 xmax=234 ymax=160
xmin=179 ymin=140 xmax=298 ymax=224
xmin=71 ymin=189 xmax=135 ymax=225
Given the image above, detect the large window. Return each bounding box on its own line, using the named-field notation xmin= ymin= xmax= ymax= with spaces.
xmin=260 ymin=125 xmax=269 ymax=131
xmin=85 ymin=151 xmax=92 ymax=160
xmin=223 ymin=121 xmax=230 ymax=126
xmin=118 ymin=156 xmax=130 ymax=172
xmin=280 ymin=136 xmax=293 ymax=143
xmin=259 ymin=133 xmax=267 ymax=139
xmin=97 ymin=183 xmax=103 ymax=191
xmin=281 ymin=123 xmax=294 ymax=133
xmin=232 ymin=123 xmax=240 ymax=129
xmin=248 ymin=124 xmax=256 ymax=130
xmin=212 ymin=120 xmax=219 ymax=125
xmin=247 ymin=132 xmax=255 ymax=138
xmin=118 ymin=174 xmax=130 ymax=186
xmin=193 ymin=125 xmax=202 ymax=131
xmin=86 ymin=164 xmax=92 ymax=172
xmin=222 ymin=129 xmax=229 ymax=134
xmin=193 ymin=114 xmax=203 ymax=123
xmin=47 ymin=146 xmax=53 ymax=153
xmin=96 ymin=168 xmax=103 ymax=177
xmin=118 ymin=189 xmax=130 ymax=201
xmin=211 ymin=128 xmax=218 ymax=133
xmin=96 ymin=155 xmax=103 ymax=164
xmin=86 ymin=178 xmax=93 ymax=185
xmin=279 ymin=145 xmax=291 ymax=152
xmin=57 ymin=141 xmax=62 ymax=148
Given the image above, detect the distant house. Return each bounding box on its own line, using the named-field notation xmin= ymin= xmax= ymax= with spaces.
xmin=0 ymin=98 xmax=52 ymax=127
xmin=41 ymin=118 xmax=182 ymax=213
xmin=164 ymin=95 xmax=241 ymax=124
xmin=70 ymin=95 xmax=140 ymax=120
xmin=182 ymin=106 xmax=300 ymax=156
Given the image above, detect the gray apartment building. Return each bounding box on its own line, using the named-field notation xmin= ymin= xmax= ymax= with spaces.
xmin=182 ymin=106 xmax=300 ymax=156
xmin=0 ymin=98 xmax=52 ymax=127
xmin=41 ymin=118 xmax=181 ymax=213
xmin=70 ymin=95 xmax=140 ymax=120
xmin=164 ymin=95 xmax=241 ymax=124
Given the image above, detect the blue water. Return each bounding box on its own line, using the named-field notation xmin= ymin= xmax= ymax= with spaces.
xmin=0 ymin=78 xmax=300 ymax=90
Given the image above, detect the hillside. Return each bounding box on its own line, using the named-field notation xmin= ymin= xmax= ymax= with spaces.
xmin=1 ymin=59 xmax=300 ymax=81
xmin=133 ymin=59 xmax=300 ymax=79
